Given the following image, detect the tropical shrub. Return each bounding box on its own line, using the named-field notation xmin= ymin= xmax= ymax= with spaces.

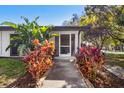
xmin=1 ymin=17 xmax=57 ymax=87
xmin=1 ymin=16 xmax=58 ymax=56
xmin=5 ymin=39 xmax=55 ymax=88
xmin=76 ymin=45 xmax=105 ymax=79
xmin=23 ymin=39 xmax=55 ymax=80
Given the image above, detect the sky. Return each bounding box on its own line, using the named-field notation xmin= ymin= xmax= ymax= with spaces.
xmin=0 ymin=5 xmax=84 ymax=26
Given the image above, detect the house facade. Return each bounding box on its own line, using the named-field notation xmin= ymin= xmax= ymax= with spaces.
xmin=0 ymin=26 xmax=88 ymax=58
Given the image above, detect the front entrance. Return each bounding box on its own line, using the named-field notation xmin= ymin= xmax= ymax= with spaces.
xmin=59 ymin=34 xmax=71 ymax=57
xmin=54 ymin=31 xmax=78 ymax=58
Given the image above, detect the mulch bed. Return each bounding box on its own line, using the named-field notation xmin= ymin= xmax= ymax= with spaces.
xmin=6 ymin=72 xmax=43 ymax=88
xmin=6 ymin=66 xmax=53 ymax=88
xmin=81 ymin=67 xmax=124 ymax=88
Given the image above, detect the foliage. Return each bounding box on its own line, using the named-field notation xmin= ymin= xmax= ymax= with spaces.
xmin=106 ymin=6 xmax=124 ymax=43
xmin=75 ymin=44 xmax=124 ymax=87
xmin=62 ymin=13 xmax=80 ymax=26
xmin=22 ymin=39 xmax=55 ymax=79
xmin=1 ymin=17 xmax=57 ymax=87
xmin=80 ymin=5 xmax=124 ymax=49
xmin=76 ymin=45 xmax=105 ymax=79
xmin=81 ymin=28 xmax=111 ymax=49
xmin=1 ymin=16 xmax=58 ymax=56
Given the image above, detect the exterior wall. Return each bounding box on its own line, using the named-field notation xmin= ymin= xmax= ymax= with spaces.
xmin=79 ymin=31 xmax=83 ymax=48
xmin=51 ymin=31 xmax=79 ymax=57
xmin=0 ymin=30 xmax=79 ymax=57
xmin=55 ymin=36 xmax=59 ymax=56
xmin=0 ymin=31 xmax=2 ymax=56
xmin=0 ymin=31 xmax=15 ymax=57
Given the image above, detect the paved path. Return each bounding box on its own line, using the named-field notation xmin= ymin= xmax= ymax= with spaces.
xmin=42 ymin=59 xmax=90 ymax=88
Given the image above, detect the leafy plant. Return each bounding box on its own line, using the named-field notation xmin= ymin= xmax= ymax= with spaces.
xmin=80 ymin=5 xmax=124 ymax=50
xmin=1 ymin=16 xmax=58 ymax=56
xmin=22 ymin=39 xmax=55 ymax=80
xmin=76 ymin=45 xmax=105 ymax=79
xmin=1 ymin=17 xmax=58 ymax=87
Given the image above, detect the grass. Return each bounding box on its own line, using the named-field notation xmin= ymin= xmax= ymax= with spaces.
xmin=105 ymin=53 xmax=124 ymax=68
xmin=0 ymin=58 xmax=26 ymax=87
xmin=106 ymin=58 xmax=124 ymax=67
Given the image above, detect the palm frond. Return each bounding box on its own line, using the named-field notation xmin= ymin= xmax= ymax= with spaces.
xmin=17 ymin=44 xmax=27 ymax=56
xmin=21 ymin=16 xmax=30 ymax=24
xmin=49 ymin=33 xmax=59 ymax=39
xmin=5 ymin=44 xmax=13 ymax=51
xmin=1 ymin=21 xmax=17 ymax=29
xmin=40 ymin=26 xmax=48 ymax=33
xmin=34 ymin=16 xmax=39 ymax=21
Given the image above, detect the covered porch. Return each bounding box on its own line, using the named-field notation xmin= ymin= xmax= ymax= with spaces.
xmin=50 ymin=26 xmax=88 ymax=59
xmin=0 ymin=26 xmax=88 ymax=57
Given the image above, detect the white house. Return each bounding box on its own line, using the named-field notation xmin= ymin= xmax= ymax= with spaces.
xmin=0 ymin=26 xmax=88 ymax=58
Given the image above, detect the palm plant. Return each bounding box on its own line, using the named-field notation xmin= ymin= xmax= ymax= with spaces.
xmin=1 ymin=16 xmax=58 ymax=56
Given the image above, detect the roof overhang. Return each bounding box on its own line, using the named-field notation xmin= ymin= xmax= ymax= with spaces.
xmin=0 ymin=26 xmax=90 ymax=31
xmin=0 ymin=26 xmax=15 ymax=31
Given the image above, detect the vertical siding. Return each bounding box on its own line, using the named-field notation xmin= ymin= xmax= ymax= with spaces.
xmin=0 ymin=31 xmax=15 ymax=57
xmin=0 ymin=32 xmax=2 ymax=56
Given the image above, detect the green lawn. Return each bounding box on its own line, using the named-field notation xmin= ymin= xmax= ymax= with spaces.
xmin=0 ymin=58 xmax=26 ymax=87
xmin=105 ymin=52 xmax=124 ymax=68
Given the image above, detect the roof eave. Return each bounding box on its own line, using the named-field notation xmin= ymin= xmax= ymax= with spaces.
xmin=0 ymin=26 xmax=90 ymax=31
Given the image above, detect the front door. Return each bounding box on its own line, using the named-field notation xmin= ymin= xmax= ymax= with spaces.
xmin=59 ymin=34 xmax=71 ymax=57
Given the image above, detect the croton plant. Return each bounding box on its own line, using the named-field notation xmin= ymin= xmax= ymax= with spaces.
xmin=76 ymin=45 xmax=105 ymax=79
xmin=1 ymin=17 xmax=57 ymax=81
xmin=23 ymin=39 xmax=55 ymax=79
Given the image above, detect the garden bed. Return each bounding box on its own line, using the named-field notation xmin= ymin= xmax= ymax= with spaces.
xmin=0 ymin=58 xmax=54 ymax=88
xmin=76 ymin=46 xmax=124 ymax=88
xmin=77 ymin=63 xmax=124 ymax=88
xmin=6 ymin=66 xmax=53 ymax=88
xmin=74 ymin=63 xmax=94 ymax=88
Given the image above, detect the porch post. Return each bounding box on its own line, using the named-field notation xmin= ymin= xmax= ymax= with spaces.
xmin=79 ymin=31 xmax=82 ymax=48
xmin=70 ymin=34 xmax=71 ymax=56
xmin=75 ymin=32 xmax=78 ymax=53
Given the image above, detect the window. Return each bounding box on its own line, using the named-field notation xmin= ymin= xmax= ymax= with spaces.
xmin=10 ymin=34 xmax=21 ymax=56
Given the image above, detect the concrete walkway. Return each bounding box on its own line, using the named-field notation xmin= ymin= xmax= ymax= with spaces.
xmin=42 ymin=59 xmax=90 ymax=88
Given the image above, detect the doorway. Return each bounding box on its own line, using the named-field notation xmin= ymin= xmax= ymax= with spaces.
xmin=59 ymin=34 xmax=71 ymax=57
